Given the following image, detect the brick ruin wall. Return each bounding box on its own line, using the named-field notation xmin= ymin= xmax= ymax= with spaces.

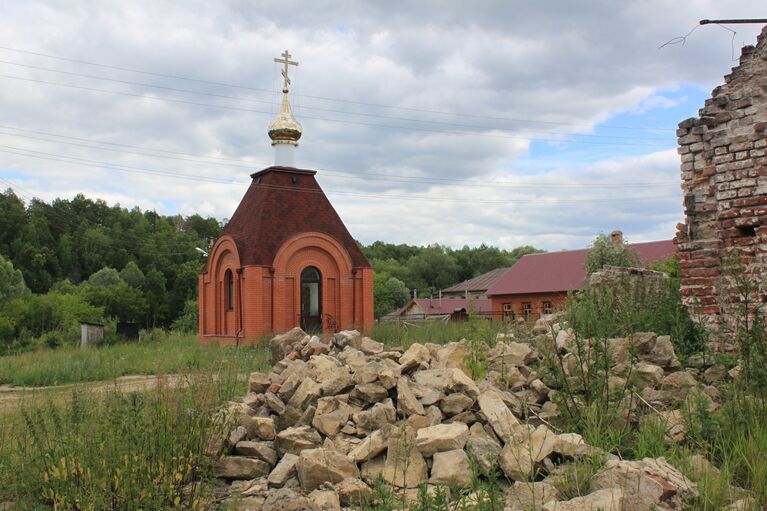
xmin=675 ymin=26 xmax=767 ymax=332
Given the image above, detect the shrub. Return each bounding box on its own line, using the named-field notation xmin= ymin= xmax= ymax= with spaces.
xmin=585 ymin=234 xmax=639 ymax=275
xmin=0 ymin=292 xmax=104 ymax=353
xmin=0 ymin=377 xmax=235 ymax=509
xmin=171 ymin=299 xmax=199 ymax=333
xmin=566 ymin=272 xmax=703 ymax=359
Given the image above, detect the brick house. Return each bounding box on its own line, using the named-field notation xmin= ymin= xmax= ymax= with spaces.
xmin=675 ymin=26 xmax=767 ymax=328
xmin=486 ymin=239 xmax=675 ymax=321
xmin=198 ymin=52 xmax=374 ymax=344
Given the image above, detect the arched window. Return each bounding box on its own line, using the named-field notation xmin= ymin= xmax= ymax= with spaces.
xmin=300 ymin=266 xmax=322 ymax=331
xmin=225 ymin=269 xmax=234 ymax=311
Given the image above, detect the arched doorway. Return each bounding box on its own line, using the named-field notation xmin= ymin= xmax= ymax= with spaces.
xmin=300 ymin=266 xmax=322 ymax=332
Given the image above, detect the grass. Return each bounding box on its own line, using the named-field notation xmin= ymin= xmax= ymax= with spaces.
xmin=0 ymin=334 xmax=271 ymax=509
xmin=1 ymin=381 xmax=226 ymax=509
xmin=0 ymin=275 xmax=764 ymax=510
xmin=372 ymin=317 xmax=506 ymax=348
xmin=0 ymin=332 xmax=270 ymax=387
xmin=0 ymin=321 xmax=500 ymax=388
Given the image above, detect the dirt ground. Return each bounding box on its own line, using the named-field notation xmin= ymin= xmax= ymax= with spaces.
xmin=0 ymin=374 xmax=188 ymax=415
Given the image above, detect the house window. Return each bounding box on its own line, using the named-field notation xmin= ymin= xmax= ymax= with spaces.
xmin=543 ymin=301 xmax=553 ymax=315
xmin=225 ymin=269 xmax=234 ymax=311
xmin=522 ymin=302 xmax=532 ymax=320
xmin=503 ymin=303 xmax=514 ymax=319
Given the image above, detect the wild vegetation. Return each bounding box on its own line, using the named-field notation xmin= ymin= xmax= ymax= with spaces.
xmin=0 ymin=271 xmax=764 ymax=509
xmin=0 ymin=190 xmax=541 ymax=353
xmin=1 ymin=192 xmax=764 ymax=509
xmin=0 ymin=331 xmax=270 ymax=387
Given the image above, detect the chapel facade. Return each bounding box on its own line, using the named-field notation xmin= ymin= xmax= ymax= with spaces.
xmin=198 ymin=51 xmax=374 ymax=344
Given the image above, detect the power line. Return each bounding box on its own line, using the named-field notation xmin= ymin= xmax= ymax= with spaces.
xmin=0 ymin=73 xmax=674 ymax=148
xmin=0 ymin=45 xmax=677 ymax=132
xmin=0 ymin=59 xmax=673 ymax=142
xmin=1 ymin=147 xmax=681 ymax=204
xmin=0 ymin=127 xmax=679 ymax=189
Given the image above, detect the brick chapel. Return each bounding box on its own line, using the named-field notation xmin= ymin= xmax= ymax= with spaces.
xmin=198 ymin=51 xmax=374 ymax=344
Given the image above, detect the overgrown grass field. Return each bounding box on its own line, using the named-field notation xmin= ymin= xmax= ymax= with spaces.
xmin=1 ymin=269 xmax=766 ymax=510
xmin=0 ymin=332 xmax=270 ymax=387
xmin=372 ymin=318 xmax=506 ymax=348
xmin=0 ymin=333 xmax=272 ymax=509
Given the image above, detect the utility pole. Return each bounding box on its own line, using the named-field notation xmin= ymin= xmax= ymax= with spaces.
xmin=699 ymin=19 xmax=767 ymax=25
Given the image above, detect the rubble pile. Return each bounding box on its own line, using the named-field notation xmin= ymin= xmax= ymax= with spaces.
xmin=211 ymin=322 xmax=732 ymax=510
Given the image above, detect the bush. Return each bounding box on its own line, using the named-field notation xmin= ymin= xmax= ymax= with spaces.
xmin=0 ymin=378 xmax=235 ymax=509
xmin=566 ymin=272 xmax=703 ymax=359
xmin=585 ymin=234 xmax=640 ymax=275
xmin=171 ymin=299 xmax=199 ymax=333
xmin=0 ymin=292 xmax=104 ymax=353
xmin=38 ymin=330 xmax=66 ymax=349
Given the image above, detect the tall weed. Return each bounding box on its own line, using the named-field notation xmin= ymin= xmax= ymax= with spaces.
xmin=566 ymin=273 xmax=702 ymax=360
xmin=372 ymin=319 xmax=505 ymax=348
xmin=0 ymin=331 xmax=271 ymax=387
xmin=0 ymin=373 xmax=236 ymax=509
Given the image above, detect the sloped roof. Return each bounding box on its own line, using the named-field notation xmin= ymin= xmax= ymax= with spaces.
xmin=486 ymin=239 xmax=675 ymax=296
xmin=220 ymin=166 xmax=370 ymax=268
xmin=404 ymin=298 xmax=492 ymax=316
xmin=442 ymin=267 xmax=511 ymax=293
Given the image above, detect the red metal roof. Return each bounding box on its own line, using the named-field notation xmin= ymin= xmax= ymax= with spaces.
xmin=219 ymin=166 xmax=371 ymax=268
xmin=486 ymin=239 xmax=675 ymax=296
xmin=442 ymin=267 xmax=511 ymax=294
xmin=406 ymin=297 xmax=492 ymax=316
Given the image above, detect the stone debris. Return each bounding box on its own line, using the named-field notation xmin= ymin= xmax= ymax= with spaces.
xmin=429 ymin=449 xmax=472 ymax=487
xmin=216 ymin=327 xmax=723 ymax=509
xmin=414 ymin=422 xmax=469 ymax=456
xmin=505 ymin=481 xmax=560 ymax=510
xmin=542 ymin=487 xmax=624 ymax=510
xmin=590 ymin=457 xmax=698 ymax=511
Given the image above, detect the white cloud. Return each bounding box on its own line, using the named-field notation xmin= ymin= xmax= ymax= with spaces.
xmin=0 ymin=1 xmax=763 ymax=251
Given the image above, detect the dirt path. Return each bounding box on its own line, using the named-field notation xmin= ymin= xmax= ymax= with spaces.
xmin=0 ymin=374 xmax=187 ymax=414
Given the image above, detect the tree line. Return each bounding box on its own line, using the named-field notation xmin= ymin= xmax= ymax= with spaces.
xmin=367 ymin=242 xmax=542 ymax=317
xmin=0 ymin=189 xmax=542 ymax=351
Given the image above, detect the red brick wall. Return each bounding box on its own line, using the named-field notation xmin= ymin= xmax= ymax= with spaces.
xmin=490 ymin=292 xmax=568 ymax=321
xmin=199 ymin=231 xmax=373 ymax=345
xmin=675 ymin=26 xmax=767 ymax=329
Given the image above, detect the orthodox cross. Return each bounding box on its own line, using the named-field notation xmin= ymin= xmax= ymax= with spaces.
xmin=274 ymin=50 xmax=299 ymax=91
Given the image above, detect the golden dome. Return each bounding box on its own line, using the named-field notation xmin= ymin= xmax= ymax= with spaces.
xmin=268 ymin=90 xmax=302 ymax=145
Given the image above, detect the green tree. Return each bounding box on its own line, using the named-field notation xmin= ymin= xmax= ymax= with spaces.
xmin=119 ymin=261 xmax=146 ymax=289
xmin=406 ymin=245 xmax=460 ymax=296
xmin=170 ymin=298 xmax=199 ymax=332
xmin=0 ymin=189 xmax=25 ymax=255
xmin=373 ymin=272 xmax=410 ymax=317
xmin=82 ymin=282 xmax=148 ymax=323
xmin=143 ymin=268 xmax=169 ymax=326
xmin=585 ymin=234 xmax=640 ymax=275
xmin=0 ymin=254 xmax=30 ymax=303
xmin=87 ymin=267 xmax=122 ymax=288
xmin=0 ymin=193 xmax=221 ymax=330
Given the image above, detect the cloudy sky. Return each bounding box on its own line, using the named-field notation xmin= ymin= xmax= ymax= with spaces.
xmin=0 ymin=1 xmax=764 ymax=251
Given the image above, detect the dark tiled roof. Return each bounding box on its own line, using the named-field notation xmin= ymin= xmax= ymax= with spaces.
xmin=442 ymin=267 xmax=511 ymax=293
xmin=221 ymin=166 xmax=370 ymax=268
xmin=486 ymin=239 xmax=675 ymax=296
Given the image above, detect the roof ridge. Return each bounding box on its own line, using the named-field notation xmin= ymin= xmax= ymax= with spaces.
xmin=522 ymin=238 xmax=672 ymax=257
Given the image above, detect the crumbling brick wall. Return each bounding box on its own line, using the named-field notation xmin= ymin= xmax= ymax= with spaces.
xmin=675 ymin=26 xmax=767 ymax=330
